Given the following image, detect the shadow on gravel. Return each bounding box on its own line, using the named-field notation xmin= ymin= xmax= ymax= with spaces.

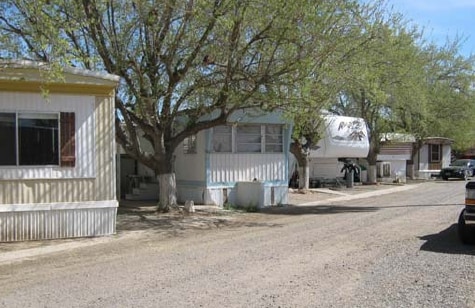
xmin=259 ymin=204 xmax=378 ymax=215
xmin=117 ymin=206 xmax=283 ymax=234
xmin=419 ymin=224 xmax=475 ymax=256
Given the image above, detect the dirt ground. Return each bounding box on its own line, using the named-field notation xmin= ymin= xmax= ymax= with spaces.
xmin=0 ymin=183 xmax=415 ymax=258
xmin=0 ymin=181 xmax=473 ymax=308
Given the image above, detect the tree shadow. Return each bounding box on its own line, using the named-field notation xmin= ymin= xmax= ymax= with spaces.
xmin=419 ymin=224 xmax=475 ymax=256
xmin=259 ymin=204 xmax=379 ymax=215
xmin=116 ymin=205 xmax=283 ymax=235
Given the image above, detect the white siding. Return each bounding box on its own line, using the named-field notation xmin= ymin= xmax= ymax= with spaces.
xmin=0 ymin=92 xmax=96 ymax=180
xmin=0 ymin=207 xmax=116 ymax=242
xmin=174 ymin=131 xmax=206 ymax=183
xmin=442 ymin=144 xmax=451 ymax=168
xmin=209 ymin=153 xmax=286 ymax=183
xmin=0 ymin=93 xmax=117 ymax=241
xmin=418 ymin=145 xmax=430 ymax=170
xmin=309 ymin=158 xmax=344 ymax=179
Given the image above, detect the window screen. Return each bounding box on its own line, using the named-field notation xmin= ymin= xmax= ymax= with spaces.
xmin=265 ymin=125 xmax=283 ymax=153
xmin=213 ymin=125 xmax=232 ymax=152
xmin=237 ymin=125 xmax=261 ymax=153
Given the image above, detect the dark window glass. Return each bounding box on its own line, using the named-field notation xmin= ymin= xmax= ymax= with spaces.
xmin=18 ymin=114 xmax=59 ymax=165
xmin=430 ymin=144 xmax=441 ymax=162
xmin=0 ymin=113 xmax=16 ymax=165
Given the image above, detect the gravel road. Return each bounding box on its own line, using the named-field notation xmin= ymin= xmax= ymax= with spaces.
xmin=0 ymin=181 xmax=473 ymax=308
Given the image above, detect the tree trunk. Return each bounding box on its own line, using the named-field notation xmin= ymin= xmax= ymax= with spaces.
xmin=157 ymin=173 xmax=177 ymax=212
xmin=289 ymin=142 xmax=310 ymax=190
xmin=367 ymin=144 xmax=378 ymax=184
xmin=299 ymin=157 xmax=310 ymax=190
xmin=368 ymin=165 xmax=377 ymax=184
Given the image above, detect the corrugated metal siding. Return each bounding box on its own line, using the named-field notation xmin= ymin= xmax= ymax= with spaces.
xmin=0 ymin=96 xmax=115 ymax=204
xmin=209 ymin=153 xmax=286 ymax=183
xmin=0 ymin=93 xmax=117 ymax=241
xmin=94 ymin=95 xmax=116 ymax=201
xmin=0 ymin=179 xmax=96 ymax=204
xmin=0 ymin=208 xmax=116 ymax=242
xmin=309 ymin=158 xmax=342 ymax=178
xmin=379 ymin=142 xmax=413 ymax=156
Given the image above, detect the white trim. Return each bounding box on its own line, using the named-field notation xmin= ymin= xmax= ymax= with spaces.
xmin=0 ymin=200 xmax=118 ymax=212
xmin=0 ymin=60 xmax=120 ymax=83
xmin=0 ymin=92 xmax=96 ymax=179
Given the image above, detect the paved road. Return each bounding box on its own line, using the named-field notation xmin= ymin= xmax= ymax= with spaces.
xmin=0 ymin=181 xmax=473 ymax=307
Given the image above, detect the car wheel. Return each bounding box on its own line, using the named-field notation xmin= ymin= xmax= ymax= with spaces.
xmin=458 ymin=209 xmax=475 ymax=245
xmin=442 ymin=176 xmax=448 ymax=181
xmin=464 ymin=170 xmax=470 ymax=181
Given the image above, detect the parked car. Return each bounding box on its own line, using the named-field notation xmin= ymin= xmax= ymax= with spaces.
xmin=458 ymin=181 xmax=475 ymax=244
xmin=440 ymin=159 xmax=475 ymax=180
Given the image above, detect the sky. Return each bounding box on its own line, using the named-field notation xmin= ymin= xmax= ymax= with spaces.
xmin=376 ymin=0 xmax=475 ymax=57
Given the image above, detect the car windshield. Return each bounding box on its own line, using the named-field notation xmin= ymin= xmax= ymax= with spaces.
xmin=450 ymin=160 xmax=469 ymax=167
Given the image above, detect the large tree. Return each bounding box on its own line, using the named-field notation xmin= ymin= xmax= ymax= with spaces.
xmin=329 ymin=10 xmax=430 ymax=183
xmin=331 ymin=10 xmax=475 ymax=183
xmin=422 ymin=41 xmax=475 ymax=151
xmin=0 ymin=0 xmax=363 ymax=210
xmin=287 ymin=0 xmax=387 ymax=189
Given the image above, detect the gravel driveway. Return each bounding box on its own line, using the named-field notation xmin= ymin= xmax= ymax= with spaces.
xmin=0 ymin=181 xmax=473 ymax=307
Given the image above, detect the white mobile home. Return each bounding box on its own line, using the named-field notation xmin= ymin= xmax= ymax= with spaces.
xmin=377 ymin=135 xmax=452 ymax=182
xmin=377 ymin=133 xmax=416 ymax=183
xmin=412 ymin=137 xmax=453 ymax=179
xmin=0 ymin=61 xmax=120 ymax=242
xmin=175 ymin=110 xmax=292 ymax=208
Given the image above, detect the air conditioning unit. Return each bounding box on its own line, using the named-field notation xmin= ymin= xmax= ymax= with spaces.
xmin=376 ymin=162 xmax=391 ymax=178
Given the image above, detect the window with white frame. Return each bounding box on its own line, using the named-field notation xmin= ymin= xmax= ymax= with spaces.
xmin=237 ymin=125 xmax=261 ymax=153
xmin=212 ymin=124 xmax=284 ymax=153
xmin=183 ymin=134 xmax=197 ymax=154
xmin=0 ymin=112 xmax=75 ymax=167
xmin=265 ymin=125 xmax=283 ymax=152
xmin=212 ymin=125 xmax=232 ymax=152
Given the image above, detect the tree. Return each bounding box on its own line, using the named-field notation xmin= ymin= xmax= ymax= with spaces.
xmin=287 ymin=0 xmax=387 ymax=189
xmin=330 ymin=6 xmax=475 ymax=183
xmin=422 ymin=41 xmax=475 ymax=152
xmin=0 ymin=0 xmax=363 ymax=211
xmin=329 ymin=10 xmax=429 ymax=183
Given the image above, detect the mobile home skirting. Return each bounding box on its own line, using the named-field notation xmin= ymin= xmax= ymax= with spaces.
xmin=0 ymin=200 xmax=117 ymax=242
xmin=177 ymin=180 xmax=288 ymax=207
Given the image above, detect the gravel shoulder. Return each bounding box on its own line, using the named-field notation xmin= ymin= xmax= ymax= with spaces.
xmin=0 ymin=181 xmax=473 ymax=308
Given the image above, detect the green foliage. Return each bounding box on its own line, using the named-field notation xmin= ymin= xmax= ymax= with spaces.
xmin=3 ymin=0 xmax=475 ymax=198
xmin=244 ymin=203 xmax=259 ymax=213
xmin=223 ymin=203 xmax=237 ymax=211
xmin=421 ymin=42 xmax=475 ymax=151
xmin=326 ymin=2 xmax=475 ymax=162
xmin=0 ymin=0 xmax=366 ymax=171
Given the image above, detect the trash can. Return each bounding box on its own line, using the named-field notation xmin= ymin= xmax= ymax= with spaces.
xmin=458 ymin=181 xmax=475 ymax=244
